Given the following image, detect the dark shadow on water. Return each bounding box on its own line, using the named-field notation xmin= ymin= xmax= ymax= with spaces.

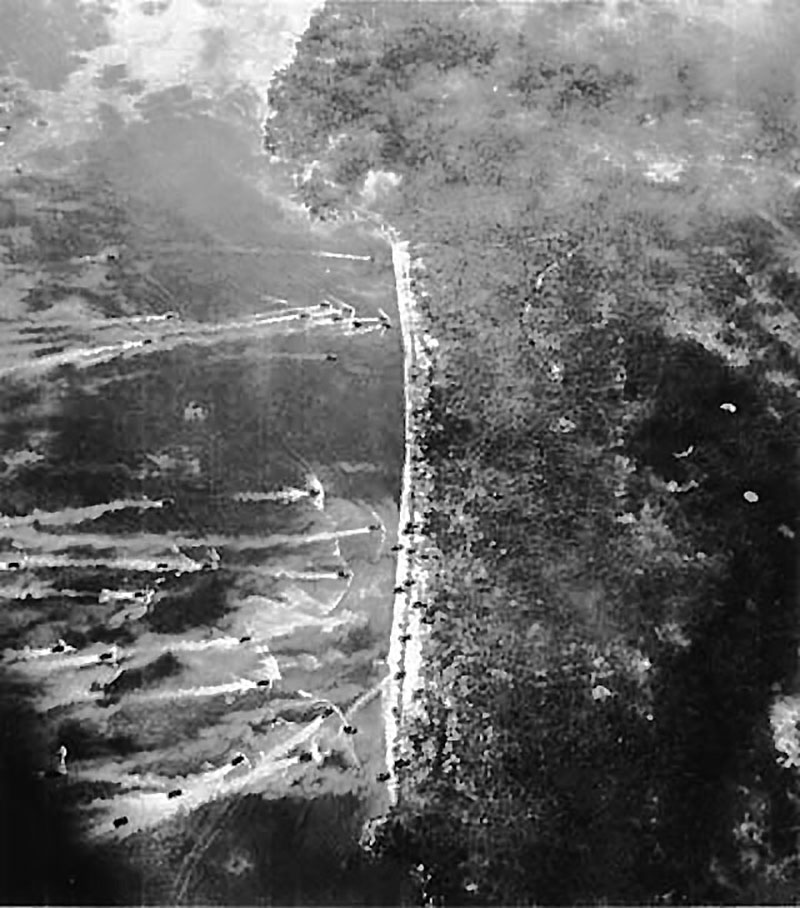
xmin=0 ymin=669 xmax=121 ymax=905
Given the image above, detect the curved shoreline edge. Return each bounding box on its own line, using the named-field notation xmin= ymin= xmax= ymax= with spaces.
xmin=380 ymin=227 xmax=432 ymax=807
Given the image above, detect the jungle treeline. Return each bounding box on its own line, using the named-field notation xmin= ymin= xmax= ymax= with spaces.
xmin=267 ymin=2 xmax=800 ymax=903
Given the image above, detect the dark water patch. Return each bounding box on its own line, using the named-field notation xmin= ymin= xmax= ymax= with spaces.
xmin=334 ymin=621 xmax=378 ymax=657
xmin=55 ymin=717 xmax=138 ymax=762
xmin=57 ymin=543 xmax=118 ymax=561
xmin=24 ymin=183 xmax=126 ymax=267
xmin=28 ymin=566 xmax=160 ymax=595
xmin=33 ymin=344 xmax=67 ymax=358
xmin=57 ymin=496 xmax=313 ymax=540
xmin=105 ymin=693 xmax=257 ymax=755
xmin=0 ymin=195 xmax=19 ymax=228
xmin=133 ymin=84 xmax=195 ymax=115
xmin=239 ymin=342 xmax=403 ymax=500
xmin=139 ymin=1 xmax=172 ymax=17
xmin=25 ymin=285 xmax=118 ymax=317
xmin=95 ymin=63 xmax=128 ymax=90
xmin=54 ymin=778 xmax=127 ymax=810
xmin=275 ymin=702 xmax=336 ymax=725
xmin=334 ymin=661 xmax=379 ymax=693
xmin=63 ymin=623 xmax=137 ymax=650
xmin=47 ymin=347 xmax=315 ymax=510
xmin=145 ymin=572 xmax=231 ymax=635
xmin=0 ymin=462 xmax=138 ymax=514
xmin=0 ymin=609 xmax=44 ymax=650
xmin=270 ymin=625 xmax=338 ymax=660
xmin=0 ymin=592 xmax=105 ymax=633
xmin=102 ymin=652 xmax=182 ymax=702
xmin=119 ymin=78 xmax=146 ymax=97
xmin=227 ymin=573 xmax=283 ymax=603
xmin=0 ymin=378 xmax=45 ymax=425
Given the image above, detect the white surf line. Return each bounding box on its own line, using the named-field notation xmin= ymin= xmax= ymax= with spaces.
xmin=346 ymin=681 xmax=385 ymax=720
xmin=79 ymin=312 xmax=179 ymax=329
xmin=124 ymin=678 xmax=261 ymax=703
xmin=171 ymin=310 xmax=314 ymax=335
xmin=38 ymin=677 xmax=263 ymax=712
xmin=0 ymin=552 xmax=202 ymax=573
xmin=0 ymin=339 xmax=148 ymax=379
xmin=260 ymin=294 xmax=290 ymax=306
xmin=231 ymin=487 xmax=311 ymax=505
xmin=272 ymin=570 xmax=347 ymax=582
xmin=4 ymin=526 xmax=375 ymax=558
xmin=0 ymin=498 xmax=167 ymax=529
xmin=140 ymin=310 xmax=342 ymax=347
xmin=0 ymin=309 xmax=336 ymax=382
xmin=380 ymin=228 xmax=430 ymax=808
xmin=313 ymin=251 xmax=374 ymax=261
xmin=7 ymin=635 xmax=276 ymax=683
xmin=0 ymin=585 xmax=86 ymax=601
xmin=78 ymin=305 xmax=315 ymax=335
xmin=9 ymin=649 xmax=115 ymax=672
xmin=162 ymin=636 xmax=242 ymax=654
xmin=6 ymin=640 xmax=76 ymax=661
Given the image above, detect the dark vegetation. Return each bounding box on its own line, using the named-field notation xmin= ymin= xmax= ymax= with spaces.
xmin=267 ymin=0 xmax=800 ymax=903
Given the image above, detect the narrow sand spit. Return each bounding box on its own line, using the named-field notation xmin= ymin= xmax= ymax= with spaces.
xmin=380 ymin=228 xmax=434 ymax=807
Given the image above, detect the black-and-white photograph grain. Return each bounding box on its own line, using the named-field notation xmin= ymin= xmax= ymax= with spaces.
xmin=0 ymin=0 xmax=799 ymax=904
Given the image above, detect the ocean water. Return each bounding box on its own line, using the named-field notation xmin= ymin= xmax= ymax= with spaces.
xmin=0 ymin=1 xmax=404 ymax=902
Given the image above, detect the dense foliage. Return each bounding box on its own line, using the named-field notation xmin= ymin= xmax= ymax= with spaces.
xmin=268 ymin=1 xmax=800 ymax=903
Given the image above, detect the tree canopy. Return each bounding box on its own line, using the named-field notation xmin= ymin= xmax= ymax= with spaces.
xmin=268 ymin=2 xmax=800 ymax=903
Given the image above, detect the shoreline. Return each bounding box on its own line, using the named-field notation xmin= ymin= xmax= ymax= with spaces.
xmin=380 ymin=227 xmax=433 ymax=807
